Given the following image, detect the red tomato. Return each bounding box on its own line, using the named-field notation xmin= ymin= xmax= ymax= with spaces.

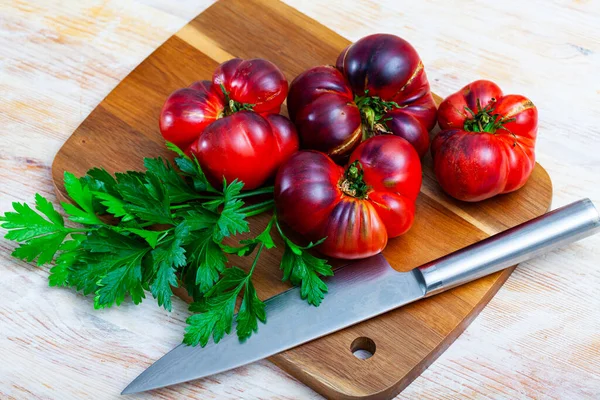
xmin=287 ymin=34 xmax=437 ymax=159
xmin=432 ymin=80 xmax=538 ymax=202
xmin=159 ymin=58 xmax=298 ymax=190
xmin=275 ymin=135 xmax=421 ymax=259
xmin=160 ymin=81 xmax=223 ymax=149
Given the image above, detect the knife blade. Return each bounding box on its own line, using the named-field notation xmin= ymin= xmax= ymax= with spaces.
xmin=122 ymin=198 xmax=600 ymax=395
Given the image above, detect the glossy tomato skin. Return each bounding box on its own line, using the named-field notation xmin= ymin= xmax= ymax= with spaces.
xmin=275 ymin=135 xmax=421 ymax=259
xmin=349 ymin=135 xmax=421 ymax=237
xmin=159 ymin=80 xmax=224 ymax=149
xmin=160 ymin=58 xmax=297 ymax=190
xmin=432 ymin=80 xmax=537 ymax=202
xmin=437 ymin=80 xmax=502 ymax=130
xmin=276 ymin=151 xmax=344 ymax=237
xmin=190 ymin=111 xmax=298 ymax=190
xmin=264 ymin=114 xmax=301 ymax=169
xmin=288 ymin=34 xmax=436 ymax=159
xmin=287 ymin=66 xmax=362 ymax=158
xmin=338 ymin=34 xmax=438 ymax=154
xmin=213 ymin=58 xmax=287 ymax=114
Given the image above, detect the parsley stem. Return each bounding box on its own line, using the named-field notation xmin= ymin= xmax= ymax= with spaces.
xmin=243 ymin=205 xmax=274 ymax=218
xmin=190 ymin=194 xmax=222 ymax=200
xmin=169 ymin=186 xmax=273 ymax=213
xmin=170 ymin=204 xmax=193 ymax=210
xmin=274 ymin=216 xmax=294 ymax=248
xmin=241 ymin=199 xmax=274 ymax=212
xmin=234 ymin=186 xmax=274 ymax=199
xmin=240 ymin=200 xmax=275 ymax=218
xmin=248 ymin=242 xmax=265 ymax=276
xmin=274 ymin=216 xmax=286 ymax=238
xmin=66 ymin=227 xmax=92 ymax=233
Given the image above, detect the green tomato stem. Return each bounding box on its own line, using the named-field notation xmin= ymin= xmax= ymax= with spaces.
xmin=463 ymin=98 xmax=517 ymax=134
xmin=339 ymin=160 xmax=370 ymax=199
xmin=354 ymin=90 xmax=400 ymax=138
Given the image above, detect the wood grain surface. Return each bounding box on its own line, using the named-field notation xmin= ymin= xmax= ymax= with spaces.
xmin=50 ymin=1 xmax=554 ymax=398
xmin=1 ymin=0 xmax=599 ymax=399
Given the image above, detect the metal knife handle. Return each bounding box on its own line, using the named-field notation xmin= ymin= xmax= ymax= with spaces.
xmin=419 ymin=198 xmax=600 ymax=296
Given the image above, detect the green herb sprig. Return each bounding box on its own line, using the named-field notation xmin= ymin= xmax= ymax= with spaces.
xmin=0 ymin=143 xmax=333 ymax=346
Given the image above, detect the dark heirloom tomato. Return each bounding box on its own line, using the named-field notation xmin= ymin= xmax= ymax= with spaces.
xmin=432 ymin=80 xmax=538 ymax=202
xmin=159 ymin=58 xmax=298 ymax=190
xmin=287 ymin=34 xmax=437 ymax=159
xmin=213 ymin=58 xmax=287 ymax=115
xmin=275 ymin=135 xmax=421 ymax=259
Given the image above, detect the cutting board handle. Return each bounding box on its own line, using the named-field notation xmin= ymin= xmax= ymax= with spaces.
xmin=419 ymin=198 xmax=600 ymax=296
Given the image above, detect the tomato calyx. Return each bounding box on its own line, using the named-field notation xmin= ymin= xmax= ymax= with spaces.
xmin=219 ymin=84 xmax=255 ymax=116
xmin=464 ymin=98 xmax=516 ymax=134
xmin=339 ymin=160 xmax=370 ymax=199
xmin=354 ymin=90 xmax=400 ymax=140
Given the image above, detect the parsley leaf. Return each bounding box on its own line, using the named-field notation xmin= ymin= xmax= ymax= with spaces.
xmin=69 ymin=229 xmax=151 ymax=308
xmin=213 ymin=179 xmax=249 ymax=239
xmin=148 ymin=224 xmax=188 ymax=311
xmin=12 ymin=232 xmax=68 ymax=266
xmin=80 ymin=167 xmax=119 ymax=214
xmin=48 ymin=235 xmax=86 ymax=287
xmin=166 ymin=141 xmax=217 ymax=193
xmin=280 ymin=247 xmax=333 ymax=306
xmin=184 ymin=267 xmax=247 ymax=346
xmin=94 ymin=260 xmax=146 ymax=308
xmin=217 ymin=198 xmax=248 ymax=238
xmin=0 ymin=194 xmax=72 ymax=265
xmin=223 ymin=178 xmax=244 ymax=203
xmin=144 ymin=157 xmax=201 ymax=203
xmin=82 ymin=167 xmax=119 ymax=195
xmin=115 ymin=171 xmax=173 ymax=225
xmin=178 ymin=201 xmax=248 ymax=295
xmin=221 ymin=216 xmax=276 ymax=256
xmin=121 ymin=228 xmax=166 ymax=248
xmin=61 ymin=172 xmax=104 ymax=225
xmin=276 ymin=220 xmax=333 ymax=306
xmin=236 ymin=278 xmax=266 ymax=341
xmin=1 ymin=140 xmax=322 ymax=348
xmin=93 ymin=192 xmax=135 ymax=222
xmin=184 ymin=218 xmax=274 ymax=346
xmin=34 ymin=193 xmax=65 ymax=227
xmin=252 ymin=220 xmax=276 ymax=249
xmin=150 ymin=262 xmax=179 ymax=311
xmin=178 ymin=208 xmax=218 ymax=231
xmin=175 ymin=208 xmax=222 ymax=301
xmin=1 ymin=195 xmax=65 ymax=242
xmin=185 ymin=229 xmax=227 ymax=293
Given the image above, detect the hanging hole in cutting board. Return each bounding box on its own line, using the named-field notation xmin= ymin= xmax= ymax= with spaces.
xmin=351 ymin=337 xmax=376 ymax=360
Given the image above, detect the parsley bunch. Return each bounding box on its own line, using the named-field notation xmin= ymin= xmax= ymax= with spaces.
xmin=0 ymin=143 xmax=333 ymax=346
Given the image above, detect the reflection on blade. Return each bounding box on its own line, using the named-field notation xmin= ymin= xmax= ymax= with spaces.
xmin=122 ymin=254 xmax=426 ymax=394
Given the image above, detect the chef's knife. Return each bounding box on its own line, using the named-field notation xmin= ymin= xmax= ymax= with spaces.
xmin=122 ymin=198 xmax=600 ymax=395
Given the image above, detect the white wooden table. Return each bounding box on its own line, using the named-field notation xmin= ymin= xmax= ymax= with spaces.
xmin=1 ymin=0 xmax=599 ymax=398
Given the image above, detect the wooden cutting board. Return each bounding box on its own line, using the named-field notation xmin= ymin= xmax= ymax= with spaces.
xmin=50 ymin=0 xmax=553 ymax=398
